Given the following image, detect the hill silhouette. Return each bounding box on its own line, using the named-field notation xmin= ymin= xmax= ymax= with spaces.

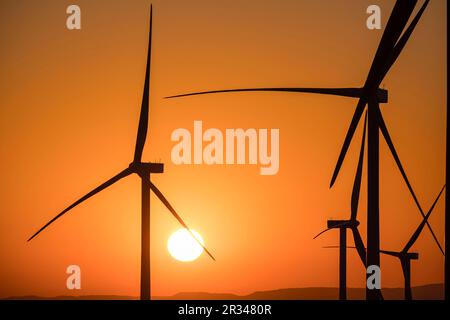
xmin=4 ymin=284 xmax=443 ymax=300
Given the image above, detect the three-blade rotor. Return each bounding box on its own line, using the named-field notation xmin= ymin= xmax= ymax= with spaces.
xmin=28 ymin=5 xmax=215 ymax=262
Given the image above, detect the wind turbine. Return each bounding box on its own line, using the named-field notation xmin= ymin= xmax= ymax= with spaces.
xmin=165 ymin=0 xmax=442 ymax=300
xmin=27 ymin=6 xmax=215 ymax=301
xmin=384 ymin=184 xmax=445 ymax=300
xmin=313 ymin=112 xmax=368 ymax=300
xmin=314 ymin=110 xmax=444 ymax=300
xmin=325 ymin=184 xmax=445 ymax=300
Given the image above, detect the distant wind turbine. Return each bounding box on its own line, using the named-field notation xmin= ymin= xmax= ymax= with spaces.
xmin=325 ymin=184 xmax=445 ymax=300
xmin=27 ymin=5 xmax=215 ymax=301
xmin=313 ymin=112 xmax=368 ymax=300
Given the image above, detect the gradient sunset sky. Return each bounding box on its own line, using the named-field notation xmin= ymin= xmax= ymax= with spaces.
xmin=0 ymin=0 xmax=447 ymax=298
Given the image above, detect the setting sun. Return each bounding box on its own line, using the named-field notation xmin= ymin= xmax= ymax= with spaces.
xmin=167 ymin=229 xmax=205 ymax=262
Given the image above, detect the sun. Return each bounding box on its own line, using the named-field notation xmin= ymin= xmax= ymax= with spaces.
xmin=167 ymin=229 xmax=205 ymax=262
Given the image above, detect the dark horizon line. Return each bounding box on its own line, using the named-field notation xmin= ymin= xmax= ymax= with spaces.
xmin=2 ymin=283 xmax=444 ymax=300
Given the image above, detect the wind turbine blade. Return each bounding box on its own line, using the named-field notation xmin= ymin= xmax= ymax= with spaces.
xmin=167 ymin=84 xmax=367 ymax=189
xmin=28 ymin=168 xmax=132 ymax=241
xmin=351 ymin=111 xmax=368 ymax=220
xmin=350 ymin=227 xmax=367 ymax=266
xmin=330 ymin=0 xmax=417 ymax=188
xmin=133 ymin=5 xmax=153 ymax=163
xmin=313 ymin=221 xmax=349 ymax=239
xmin=148 ymin=181 xmax=216 ymax=261
xmin=402 ymin=185 xmax=446 ymax=253
xmin=362 ymin=0 xmax=417 ymax=92
xmin=313 ymin=227 xmax=333 ymax=240
xmin=165 ymin=87 xmax=365 ymax=99
xmin=380 ymin=0 xmax=430 ymax=82
xmin=378 ymin=108 xmax=444 ymax=255
xmin=329 ymin=98 xmax=367 ymax=187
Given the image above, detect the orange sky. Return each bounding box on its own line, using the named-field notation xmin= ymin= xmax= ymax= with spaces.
xmin=0 ymin=0 xmax=447 ymax=298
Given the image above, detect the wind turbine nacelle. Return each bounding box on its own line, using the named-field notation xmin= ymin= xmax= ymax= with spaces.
xmin=143 ymin=162 xmax=164 ymax=173
xmin=406 ymin=252 xmax=419 ymax=260
xmin=380 ymin=251 xmax=419 ymax=260
xmin=327 ymin=219 xmax=359 ymax=229
xmin=376 ymin=88 xmax=388 ymax=103
xmin=129 ymin=162 xmax=164 ymax=174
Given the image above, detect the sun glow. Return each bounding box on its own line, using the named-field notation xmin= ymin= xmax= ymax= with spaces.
xmin=167 ymin=229 xmax=205 ymax=262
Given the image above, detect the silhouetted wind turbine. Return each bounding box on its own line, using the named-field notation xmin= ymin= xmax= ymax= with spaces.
xmin=165 ymin=0 xmax=441 ymax=300
xmin=384 ymin=185 xmax=445 ymax=300
xmin=27 ymin=6 xmax=215 ymax=301
xmin=325 ymin=184 xmax=445 ymax=300
xmin=313 ymin=112 xmax=368 ymax=300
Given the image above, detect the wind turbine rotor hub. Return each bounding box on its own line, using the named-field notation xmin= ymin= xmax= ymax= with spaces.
xmin=129 ymin=162 xmax=164 ymax=176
